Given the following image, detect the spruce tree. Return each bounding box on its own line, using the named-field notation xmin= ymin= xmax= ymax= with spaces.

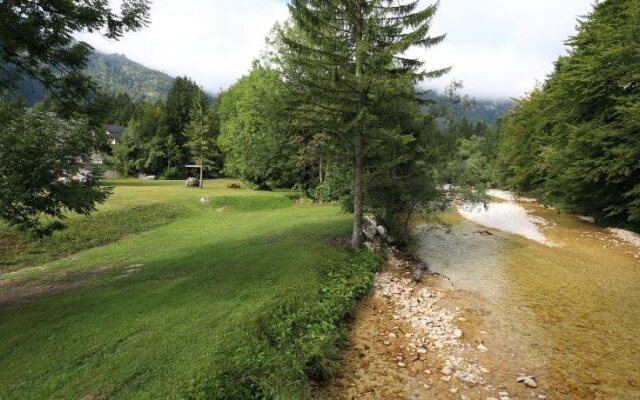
xmin=183 ymin=90 xmax=216 ymax=188
xmin=166 ymin=76 xmax=201 ymax=139
xmin=281 ymin=0 xmax=448 ymax=248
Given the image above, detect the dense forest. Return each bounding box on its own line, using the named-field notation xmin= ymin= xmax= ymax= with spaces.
xmin=494 ymin=0 xmax=640 ymax=230
xmin=2 ymin=0 xmax=638 ymax=235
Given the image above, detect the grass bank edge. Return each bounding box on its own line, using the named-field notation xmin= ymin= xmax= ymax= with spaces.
xmin=187 ymin=250 xmax=384 ymax=399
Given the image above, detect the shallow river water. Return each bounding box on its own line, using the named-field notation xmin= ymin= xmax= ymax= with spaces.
xmin=413 ymin=200 xmax=640 ymax=399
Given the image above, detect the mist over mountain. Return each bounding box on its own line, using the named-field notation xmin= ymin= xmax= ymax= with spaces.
xmin=423 ymin=90 xmax=515 ymax=125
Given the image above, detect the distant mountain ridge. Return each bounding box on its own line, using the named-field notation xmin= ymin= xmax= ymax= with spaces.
xmin=12 ymin=52 xmax=175 ymax=105
xmin=423 ymin=91 xmax=515 ymax=125
xmin=86 ymin=52 xmax=174 ymax=101
xmin=8 ymin=53 xmax=514 ymax=124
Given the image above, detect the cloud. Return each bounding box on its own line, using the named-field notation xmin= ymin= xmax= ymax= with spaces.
xmin=76 ymin=0 xmax=289 ymax=93
xmin=77 ymin=0 xmax=594 ymax=99
xmin=421 ymin=0 xmax=594 ymax=98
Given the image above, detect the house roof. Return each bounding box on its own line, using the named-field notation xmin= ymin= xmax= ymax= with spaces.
xmin=106 ymin=125 xmax=126 ymax=140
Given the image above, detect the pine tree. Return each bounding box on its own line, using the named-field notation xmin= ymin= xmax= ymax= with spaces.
xmin=166 ymin=76 xmax=201 ymax=139
xmin=183 ymin=90 xmax=216 ymax=188
xmin=281 ymin=0 xmax=448 ymax=248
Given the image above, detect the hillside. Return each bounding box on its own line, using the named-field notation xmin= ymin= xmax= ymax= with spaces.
xmin=86 ymin=52 xmax=174 ymax=101
xmin=12 ymin=52 xmax=175 ymax=104
xmin=424 ymin=91 xmax=515 ymax=125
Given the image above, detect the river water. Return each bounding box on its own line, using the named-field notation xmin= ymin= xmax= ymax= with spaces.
xmin=412 ymin=197 xmax=640 ymax=398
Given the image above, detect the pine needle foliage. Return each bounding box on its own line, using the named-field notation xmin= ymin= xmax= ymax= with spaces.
xmin=280 ymin=0 xmax=449 ymax=248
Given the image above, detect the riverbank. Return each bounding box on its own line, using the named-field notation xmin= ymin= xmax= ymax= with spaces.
xmin=316 ymin=194 xmax=640 ymax=399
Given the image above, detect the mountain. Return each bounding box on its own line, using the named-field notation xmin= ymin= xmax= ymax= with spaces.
xmin=458 ymin=98 xmax=515 ymax=124
xmin=10 ymin=52 xmax=175 ymax=105
xmin=86 ymin=52 xmax=174 ymax=101
xmin=424 ymin=91 xmax=515 ymax=125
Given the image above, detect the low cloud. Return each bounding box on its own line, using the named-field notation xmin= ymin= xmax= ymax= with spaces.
xmin=422 ymin=0 xmax=594 ymax=98
xmin=77 ymin=0 xmax=593 ymax=99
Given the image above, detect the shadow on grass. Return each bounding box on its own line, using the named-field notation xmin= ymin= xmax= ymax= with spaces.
xmin=0 ymin=216 xmax=357 ymax=399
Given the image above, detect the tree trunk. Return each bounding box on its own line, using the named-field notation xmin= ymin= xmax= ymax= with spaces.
xmin=199 ymin=164 xmax=204 ymax=188
xmin=351 ymin=1 xmax=365 ymax=249
xmin=351 ymin=131 xmax=364 ymax=249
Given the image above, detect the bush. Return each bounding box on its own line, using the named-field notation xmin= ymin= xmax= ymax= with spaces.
xmin=186 ymin=251 xmax=382 ymax=399
xmin=160 ymin=166 xmax=186 ymax=180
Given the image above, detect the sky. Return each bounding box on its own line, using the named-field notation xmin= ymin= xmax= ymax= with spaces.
xmin=77 ymin=0 xmax=595 ymax=100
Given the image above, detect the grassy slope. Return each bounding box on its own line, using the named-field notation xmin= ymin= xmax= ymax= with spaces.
xmin=0 ymin=180 xmax=371 ymax=399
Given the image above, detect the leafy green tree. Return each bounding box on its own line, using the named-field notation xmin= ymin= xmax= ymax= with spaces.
xmin=0 ymin=0 xmax=150 ymax=102
xmin=280 ymin=0 xmax=448 ymax=248
xmin=113 ymin=103 xmax=170 ymax=176
xmin=0 ymin=102 xmax=111 ymax=232
xmin=183 ymin=90 xmax=217 ymax=188
xmin=496 ymin=0 xmax=640 ymax=230
xmin=217 ymin=66 xmax=295 ymax=190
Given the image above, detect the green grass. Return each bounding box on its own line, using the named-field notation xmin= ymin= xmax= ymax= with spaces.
xmin=0 ymin=179 xmax=380 ymax=399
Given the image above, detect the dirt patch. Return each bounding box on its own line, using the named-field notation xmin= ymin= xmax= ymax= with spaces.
xmin=325 ymin=235 xmax=351 ymax=248
xmin=0 ymin=264 xmax=141 ymax=309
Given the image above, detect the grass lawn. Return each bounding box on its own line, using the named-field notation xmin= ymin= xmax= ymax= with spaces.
xmin=0 ymin=179 xmax=379 ymax=399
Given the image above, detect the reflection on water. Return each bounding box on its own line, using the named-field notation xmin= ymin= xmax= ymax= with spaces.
xmin=413 ymin=204 xmax=640 ymax=399
xmin=457 ymin=202 xmax=553 ymax=246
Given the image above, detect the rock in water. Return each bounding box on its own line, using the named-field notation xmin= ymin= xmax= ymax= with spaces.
xmin=517 ymin=375 xmax=538 ymax=388
xmin=412 ymin=261 xmax=429 ymax=282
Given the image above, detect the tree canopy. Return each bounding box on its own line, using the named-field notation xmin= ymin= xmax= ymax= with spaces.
xmin=279 ymin=0 xmax=448 ymax=247
xmin=184 ymin=90 xmax=218 ymax=188
xmin=495 ymin=0 xmax=640 ymax=230
xmin=0 ymin=0 xmax=150 ymax=102
xmin=0 ymin=102 xmax=111 ymax=232
xmin=217 ymin=66 xmax=295 ymax=190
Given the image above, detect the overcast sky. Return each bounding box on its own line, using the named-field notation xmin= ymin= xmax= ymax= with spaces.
xmin=77 ymin=0 xmax=594 ymax=100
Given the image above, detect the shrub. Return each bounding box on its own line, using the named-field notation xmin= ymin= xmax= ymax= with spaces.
xmin=186 ymin=251 xmax=382 ymax=399
xmin=161 ymin=166 xmax=185 ymax=180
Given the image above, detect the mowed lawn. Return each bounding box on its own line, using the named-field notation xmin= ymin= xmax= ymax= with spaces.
xmin=0 ymin=180 xmax=357 ymax=399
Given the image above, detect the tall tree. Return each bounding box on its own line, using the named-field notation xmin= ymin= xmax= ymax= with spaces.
xmin=113 ymin=103 xmax=169 ymax=176
xmin=183 ymin=90 xmax=216 ymax=188
xmin=496 ymin=0 xmax=640 ymax=229
xmin=166 ymin=76 xmax=201 ymax=141
xmin=217 ymin=66 xmax=295 ymax=190
xmin=280 ymin=0 xmax=448 ymax=248
xmin=0 ymin=0 xmax=150 ymax=102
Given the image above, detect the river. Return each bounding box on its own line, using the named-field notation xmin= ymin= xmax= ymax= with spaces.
xmin=412 ymin=194 xmax=640 ymax=398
